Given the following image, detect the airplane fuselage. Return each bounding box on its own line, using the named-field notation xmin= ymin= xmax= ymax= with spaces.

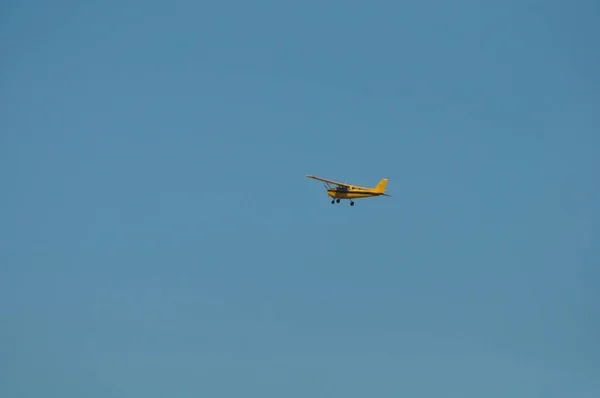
xmin=327 ymin=188 xmax=382 ymax=199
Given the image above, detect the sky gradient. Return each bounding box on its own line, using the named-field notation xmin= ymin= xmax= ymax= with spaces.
xmin=1 ymin=1 xmax=599 ymax=397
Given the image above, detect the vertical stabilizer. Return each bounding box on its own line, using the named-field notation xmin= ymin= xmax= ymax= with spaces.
xmin=374 ymin=178 xmax=388 ymax=193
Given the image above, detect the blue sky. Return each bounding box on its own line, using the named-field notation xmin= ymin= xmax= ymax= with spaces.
xmin=1 ymin=1 xmax=598 ymax=396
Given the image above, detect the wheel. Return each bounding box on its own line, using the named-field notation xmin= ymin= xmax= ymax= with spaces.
xmin=350 ymin=201 xmax=354 ymax=206
xmin=331 ymin=200 xmax=335 ymax=204
xmin=336 ymin=199 xmax=340 ymax=203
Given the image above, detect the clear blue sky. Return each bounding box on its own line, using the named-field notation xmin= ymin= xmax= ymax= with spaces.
xmin=1 ymin=1 xmax=598 ymax=396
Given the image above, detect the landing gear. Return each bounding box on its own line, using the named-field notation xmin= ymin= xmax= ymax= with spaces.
xmin=330 ymin=198 xmax=354 ymax=206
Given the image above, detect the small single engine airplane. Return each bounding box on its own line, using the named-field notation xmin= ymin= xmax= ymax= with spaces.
xmin=306 ymin=175 xmax=390 ymax=206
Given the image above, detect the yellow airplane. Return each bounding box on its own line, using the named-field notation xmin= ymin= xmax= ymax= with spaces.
xmin=306 ymin=175 xmax=390 ymax=206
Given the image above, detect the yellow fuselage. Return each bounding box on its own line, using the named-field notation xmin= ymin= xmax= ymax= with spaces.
xmin=327 ymin=189 xmax=380 ymax=199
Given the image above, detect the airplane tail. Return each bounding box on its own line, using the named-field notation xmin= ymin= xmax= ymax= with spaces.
xmin=374 ymin=178 xmax=388 ymax=193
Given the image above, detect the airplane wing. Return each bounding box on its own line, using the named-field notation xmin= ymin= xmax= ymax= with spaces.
xmin=306 ymin=175 xmax=352 ymax=188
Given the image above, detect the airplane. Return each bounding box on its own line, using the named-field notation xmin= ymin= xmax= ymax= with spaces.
xmin=306 ymin=175 xmax=390 ymax=206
